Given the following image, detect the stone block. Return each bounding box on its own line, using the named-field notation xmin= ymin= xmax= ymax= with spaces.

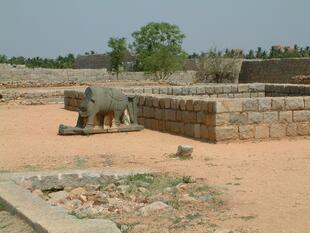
xmin=293 ymin=110 xmax=310 ymax=122
xmin=171 ymin=122 xmax=184 ymax=134
xmin=271 ymin=98 xmax=285 ymax=110
xmin=206 ymin=114 xmax=216 ymax=126
xmin=138 ymin=96 xmax=145 ymax=106
xmin=197 ymin=112 xmax=207 ymax=123
xmin=279 ymin=111 xmax=292 ymax=123
xmin=154 ymin=108 xmax=163 ymax=120
xmin=197 ymin=86 xmax=205 ymax=95
xmin=287 ymin=123 xmax=297 ymax=136
xmin=205 ymin=86 xmax=214 ymax=94
xmin=215 ymin=113 xmax=230 ymax=126
xmin=182 ymin=111 xmax=197 ymax=123
xmin=185 ymin=99 xmax=194 ymax=111
xmin=178 ymin=99 xmax=186 ymax=110
xmin=165 ymin=109 xmax=176 ymax=121
xmin=143 ymin=107 xmax=154 ymax=118
xmin=176 ymin=110 xmax=183 ymax=122
xmin=182 ymin=87 xmax=189 ymax=95
xmin=258 ymin=98 xmax=271 ymax=111
xmin=159 ymin=87 xmax=168 ymax=94
xmin=152 ymin=88 xmax=159 ymax=94
xmin=164 ymin=98 xmax=171 ymax=109
xmin=143 ymin=88 xmax=152 ymax=94
xmin=193 ymin=100 xmax=202 ymax=111
xmin=145 ymin=96 xmax=153 ymax=107
xmin=285 ymin=97 xmax=304 ymax=110
xmin=297 ymin=122 xmax=309 ymax=136
xmin=238 ymin=84 xmax=249 ymax=93
xmin=159 ymin=98 xmax=165 ymax=108
xmin=200 ymin=125 xmax=209 ymax=139
xmin=170 ymin=99 xmax=178 ymax=109
xmin=215 ymin=100 xmax=243 ymax=113
xmin=172 ymin=87 xmax=182 ymax=95
xmin=239 ymin=125 xmax=254 ymax=139
xmin=222 ymin=85 xmax=232 ymax=93
xmin=151 ymin=119 xmax=159 ymax=130
xmin=304 ymin=97 xmax=310 ymax=109
xmin=243 ymin=99 xmax=258 ymax=111
xmin=270 ymin=124 xmax=286 ymax=138
xmin=189 ymin=86 xmax=197 ymax=95
xmin=215 ymin=126 xmax=238 ymax=141
xmin=201 ymin=101 xmax=209 ymax=112
xmin=229 ymin=112 xmax=248 ymax=125
xmin=255 ymin=125 xmax=269 ymax=139
xmin=194 ymin=124 xmax=201 ymax=138
xmin=152 ymin=97 xmax=159 ymax=107
xmin=214 ymin=86 xmax=223 ymax=94
xmin=248 ymin=112 xmax=263 ymax=124
xmin=137 ymin=107 xmax=143 ymax=117
xmin=263 ymin=111 xmax=278 ymax=123
xmin=184 ymin=123 xmax=195 ymax=137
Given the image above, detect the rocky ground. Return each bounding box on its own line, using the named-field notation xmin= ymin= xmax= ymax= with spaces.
xmin=0 ymin=104 xmax=310 ymax=233
xmin=32 ymin=173 xmax=230 ymax=233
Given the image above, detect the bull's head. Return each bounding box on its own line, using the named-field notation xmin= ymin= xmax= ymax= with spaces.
xmin=79 ymin=88 xmax=95 ymax=118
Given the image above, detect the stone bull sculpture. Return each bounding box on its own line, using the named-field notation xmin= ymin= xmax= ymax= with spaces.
xmin=58 ymin=87 xmax=143 ymax=135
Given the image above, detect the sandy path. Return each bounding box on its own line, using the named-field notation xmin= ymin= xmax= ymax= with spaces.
xmin=0 ymin=104 xmax=310 ymax=233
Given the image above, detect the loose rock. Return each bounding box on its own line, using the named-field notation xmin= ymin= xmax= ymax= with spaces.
xmin=176 ymin=145 xmax=193 ymax=158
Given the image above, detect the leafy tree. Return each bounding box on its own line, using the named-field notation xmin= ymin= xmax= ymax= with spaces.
xmin=132 ymin=22 xmax=186 ymax=80
xmin=108 ymin=37 xmax=128 ymax=78
xmin=196 ymin=48 xmax=241 ymax=83
xmin=245 ymin=50 xmax=255 ymax=59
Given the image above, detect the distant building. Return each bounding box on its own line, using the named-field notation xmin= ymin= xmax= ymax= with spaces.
xmin=74 ymin=54 xmax=111 ymax=69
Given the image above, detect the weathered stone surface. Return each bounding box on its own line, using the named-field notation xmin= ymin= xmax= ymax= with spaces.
xmin=271 ymin=98 xmax=285 ymax=110
xmin=48 ymin=191 xmax=69 ymax=203
xmin=255 ymin=125 xmax=269 ymax=139
xmin=297 ymin=122 xmax=309 ymax=136
xmin=229 ymin=112 xmax=248 ymax=125
xmin=176 ymin=145 xmax=193 ymax=157
xmin=248 ymin=112 xmax=263 ymax=124
xmin=215 ymin=100 xmax=243 ymax=113
xmin=263 ymin=112 xmax=278 ymax=123
xmin=287 ymin=123 xmax=297 ymax=136
xmin=239 ymin=125 xmax=254 ymax=139
xmin=139 ymin=201 xmax=169 ymax=216
xmin=194 ymin=124 xmax=201 ymax=138
xmin=285 ymin=98 xmax=304 ymax=110
xmin=184 ymin=123 xmax=195 ymax=137
xmin=182 ymin=111 xmax=196 ymax=123
xmin=293 ymin=111 xmax=310 ymax=122
xmin=215 ymin=126 xmax=238 ymax=141
xmin=258 ymin=98 xmax=271 ymax=111
xmin=216 ymin=113 xmax=230 ymax=126
xmin=243 ymin=99 xmax=258 ymax=111
xmin=279 ymin=111 xmax=292 ymax=123
xmin=200 ymin=125 xmax=209 ymax=139
xmin=270 ymin=124 xmax=286 ymax=138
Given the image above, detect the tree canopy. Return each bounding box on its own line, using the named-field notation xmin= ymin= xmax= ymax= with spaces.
xmin=132 ymin=22 xmax=186 ymax=79
xmin=108 ymin=37 xmax=128 ymax=77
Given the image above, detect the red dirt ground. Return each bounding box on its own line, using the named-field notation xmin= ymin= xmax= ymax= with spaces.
xmin=0 ymin=104 xmax=310 ymax=233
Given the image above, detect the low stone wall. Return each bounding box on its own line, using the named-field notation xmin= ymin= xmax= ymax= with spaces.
xmin=63 ymin=84 xmax=310 ymax=142
xmin=265 ymin=84 xmax=310 ymax=97
xmin=63 ymin=84 xmax=266 ymax=111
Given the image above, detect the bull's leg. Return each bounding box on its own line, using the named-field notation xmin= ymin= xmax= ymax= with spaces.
xmin=76 ymin=115 xmax=84 ymax=128
xmin=85 ymin=112 xmax=96 ymax=128
xmin=113 ymin=110 xmax=122 ymax=127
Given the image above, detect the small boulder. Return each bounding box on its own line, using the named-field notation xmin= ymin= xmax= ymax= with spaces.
xmin=139 ymin=201 xmax=169 ymax=216
xmin=69 ymin=187 xmax=87 ymax=199
xmin=48 ymin=191 xmax=69 ymax=203
xmin=176 ymin=145 xmax=193 ymax=158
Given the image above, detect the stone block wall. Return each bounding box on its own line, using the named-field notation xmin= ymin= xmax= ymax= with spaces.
xmin=239 ymin=58 xmax=310 ymax=83
xmin=265 ymin=84 xmax=310 ymax=97
xmin=63 ymin=84 xmax=310 ymax=142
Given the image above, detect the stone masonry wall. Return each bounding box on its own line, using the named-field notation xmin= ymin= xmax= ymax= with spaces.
xmin=63 ymin=84 xmax=266 ymax=112
xmin=239 ymin=58 xmax=310 ymax=83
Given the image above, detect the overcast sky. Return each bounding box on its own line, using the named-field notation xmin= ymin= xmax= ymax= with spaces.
xmin=0 ymin=0 xmax=309 ymax=58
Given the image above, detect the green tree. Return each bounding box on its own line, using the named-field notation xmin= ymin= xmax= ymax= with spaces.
xmin=108 ymin=37 xmax=128 ymax=78
xmin=132 ymin=22 xmax=186 ymax=80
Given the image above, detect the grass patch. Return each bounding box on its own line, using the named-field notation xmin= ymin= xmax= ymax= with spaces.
xmin=23 ymin=164 xmax=40 ymax=171
xmin=240 ymin=215 xmax=256 ymax=221
xmin=0 ymin=201 xmax=5 ymax=211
